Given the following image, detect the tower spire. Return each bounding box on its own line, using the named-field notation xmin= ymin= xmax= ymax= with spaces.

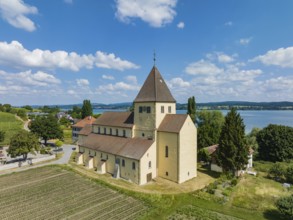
xmin=153 ymin=50 xmax=156 ymax=66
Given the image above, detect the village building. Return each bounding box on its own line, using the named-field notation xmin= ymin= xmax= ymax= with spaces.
xmin=76 ymin=66 xmax=197 ymax=185
xmin=205 ymin=144 xmax=254 ymax=174
xmin=72 ymin=116 xmax=96 ymax=141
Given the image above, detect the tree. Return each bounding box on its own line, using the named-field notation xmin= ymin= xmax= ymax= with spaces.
xmin=0 ymin=130 xmax=5 ymax=143
xmin=197 ymin=110 xmax=224 ymax=150
xmin=245 ymin=127 xmax=260 ymax=157
xmin=59 ymin=117 xmax=71 ymax=127
xmin=187 ymin=96 xmax=196 ymax=123
xmin=29 ymin=115 xmax=63 ymax=145
xmin=257 ymin=124 xmax=293 ymax=162
xmin=81 ymin=100 xmax=93 ymax=119
xmin=17 ymin=109 xmax=27 ymax=120
xmin=268 ymin=163 xmax=285 ymax=181
xmin=285 ymin=166 xmax=293 ymax=184
xmin=7 ymin=130 xmax=39 ymax=160
xmin=22 ymin=105 xmax=33 ymax=111
xmin=216 ymin=108 xmax=248 ymax=175
xmin=276 ymin=194 xmax=293 ymax=219
xmin=55 ymin=140 xmax=63 ymax=151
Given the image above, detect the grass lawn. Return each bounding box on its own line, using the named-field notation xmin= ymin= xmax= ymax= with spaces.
xmin=0 ymin=112 xmax=23 ymax=145
xmin=229 ymin=174 xmax=292 ymax=212
xmin=63 ymin=128 xmax=73 ymax=144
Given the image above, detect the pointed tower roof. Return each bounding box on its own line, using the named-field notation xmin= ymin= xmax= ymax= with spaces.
xmin=134 ymin=66 xmax=176 ymax=103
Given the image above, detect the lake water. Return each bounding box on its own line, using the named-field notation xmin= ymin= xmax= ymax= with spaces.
xmin=93 ymin=109 xmax=293 ymax=134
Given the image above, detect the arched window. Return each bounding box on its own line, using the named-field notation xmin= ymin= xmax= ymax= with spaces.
xmin=148 ymin=161 xmax=151 ymax=169
xmin=165 ymin=146 xmax=168 ymax=158
xmin=132 ymin=162 xmax=136 ymax=170
xmin=122 ymin=159 xmax=125 ymax=167
xmin=110 ymin=128 xmax=112 ymax=135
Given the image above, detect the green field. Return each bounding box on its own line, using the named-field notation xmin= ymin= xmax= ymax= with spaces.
xmin=0 ymin=166 xmax=148 ymax=220
xmin=0 ymin=112 xmax=23 ymax=145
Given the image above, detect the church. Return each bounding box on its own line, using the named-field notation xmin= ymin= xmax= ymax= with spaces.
xmin=76 ymin=66 xmax=197 ymax=185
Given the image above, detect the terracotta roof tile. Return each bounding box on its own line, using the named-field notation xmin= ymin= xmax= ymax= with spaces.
xmin=72 ymin=116 xmax=96 ymax=128
xmin=158 ymin=114 xmax=188 ymax=133
xmin=134 ymin=66 xmax=176 ymax=103
xmin=79 ymin=134 xmax=154 ymax=160
xmin=93 ymin=112 xmax=134 ymax=128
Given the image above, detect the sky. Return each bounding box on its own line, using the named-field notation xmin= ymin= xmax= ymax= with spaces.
xmin=0 ymin=0 xmax=293 ymax=106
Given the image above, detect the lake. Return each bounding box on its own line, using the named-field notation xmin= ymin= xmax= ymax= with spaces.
xmin=92 ymin=109 xmax=293 ymax=134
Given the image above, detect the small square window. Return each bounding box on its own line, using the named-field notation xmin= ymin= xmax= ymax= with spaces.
xmin=139 ymin=106 xmax=143 ymax=113
xmin=146 ymin=106 xmax=151 ymax=113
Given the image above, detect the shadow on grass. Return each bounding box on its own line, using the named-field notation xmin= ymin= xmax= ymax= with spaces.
xmin=263 ymin=209 xmax=289 ymax=220
xmin=198 ymin=166 xmax=221 ymax=179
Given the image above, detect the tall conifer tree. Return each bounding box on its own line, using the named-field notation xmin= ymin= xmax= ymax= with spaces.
xmin=81 ymin=100 xmax=93 ymax=119
xmin=216 ymin=108 xmax=248 ymax=175
xmin=187 ymin=96 xmax=196 ymax=123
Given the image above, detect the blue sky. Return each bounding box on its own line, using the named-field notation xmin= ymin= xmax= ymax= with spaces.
xmin=0 ymin=0 xmax=293 ymax=106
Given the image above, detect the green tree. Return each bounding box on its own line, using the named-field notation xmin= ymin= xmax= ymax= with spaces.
xmin=22 ymin=105 xmax=33 ymax=111
xmin=81 ymin=100 xmax=93 ymax=119
xmin=245 ymin=127 xmax=260 ymax=157
xmin=7 ymin=130 xmax=39 ymax=160
xmin=59 ymin=117 xmax=71 ymax=127
xmin=276 ymin=194 xmax=293 ymax=219
xmin=197 ymin=110 xmax=224 ymax=150
xmin=17 ymin=109 xmax=27 ymax=120
xmin=216 ymin=108 xmax=248 ymax=175
xmin=285 ymin=166 xmax=293 ymax=184
xmin=256 ymin=124 xmax=293 ymax=162
xmin=0 ymin=130 xmax=5 ymax=143
xmin=29 ymin=115 xmax=63 ymax=145
xmin=187 ymin=96 xmax=196 ymax=123
xmin=268 ymin=163 xmax=285 ymax=180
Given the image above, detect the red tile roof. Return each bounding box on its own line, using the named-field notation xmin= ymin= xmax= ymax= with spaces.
xmin=72 ymin=116 xmax=96 ymax=128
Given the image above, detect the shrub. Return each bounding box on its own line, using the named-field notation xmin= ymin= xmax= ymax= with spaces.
xmin=276 ymin=194 xmax=293 ymax=219
xmin=268 ymin=163 xmax=285 ymax=181
xmin=285 ymin=166 xmax=293 ymax=184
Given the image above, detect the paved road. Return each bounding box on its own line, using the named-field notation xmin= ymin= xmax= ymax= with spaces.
xmin=0 ymin=144 xmax=76 ymax=175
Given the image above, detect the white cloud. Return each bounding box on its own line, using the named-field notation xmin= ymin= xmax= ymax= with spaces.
xmin=125 ymin=75 xmax=137 ymax=84
xmin=102 ymin=74 xmax=115 ymax=80
xmin=177 ymin=21 xmax=184 ymax=29
xmin=168 ymin=77 xmax=190 ymax=88
xmin=76 ymin=79 xmax=89 ymax=87
xmin=217 ymin=53 xmax=234 ymax=63
xmin=97 ymin=82 xmax=139 ymax=92
xmin=239 ymin=37 xmax=252 ymax=45
xmin=0 ymin=0 xmax=38 ymax=31
xmin=185 ymin=60 xmax=223 ymax=75
xmin=0 ymin=40 xmax=139 ymax=71
xmin=115 ymin=0 xmax=177 ymax=27
xmin=252 ymin=47 xmax=293 ymax=68
xmin=67 ymin=90 xmax=75 ymax=95
xmin=0 ymin=70 xmax=61 ymax=87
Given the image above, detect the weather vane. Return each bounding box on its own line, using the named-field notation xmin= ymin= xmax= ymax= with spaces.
xmin=153 ymin=50 xmax=156 ymax=66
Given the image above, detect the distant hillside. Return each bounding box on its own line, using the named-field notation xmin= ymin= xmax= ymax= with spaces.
xmin=31 ymin=101 xmax=293 ymax=111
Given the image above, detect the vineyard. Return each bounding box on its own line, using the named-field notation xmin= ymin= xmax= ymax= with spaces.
xmin=0 ymin=166 xmax=148 ymax=220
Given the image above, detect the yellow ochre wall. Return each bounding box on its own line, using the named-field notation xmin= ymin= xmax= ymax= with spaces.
xmin=139 ymin=142 xmax=157 ymax=185
xmin=117 ymin=156 xmax=139 ymax=184
xmin=157 ymin=131 xmax=178 ymax=182
xmin=178 ymin=116 xmax=197 ymax=183
xmin=155 ymin=102 xmax=176 ymax=128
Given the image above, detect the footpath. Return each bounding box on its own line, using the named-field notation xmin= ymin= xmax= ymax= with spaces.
xmin=0 ymin=144 xmax=75 ymax=175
